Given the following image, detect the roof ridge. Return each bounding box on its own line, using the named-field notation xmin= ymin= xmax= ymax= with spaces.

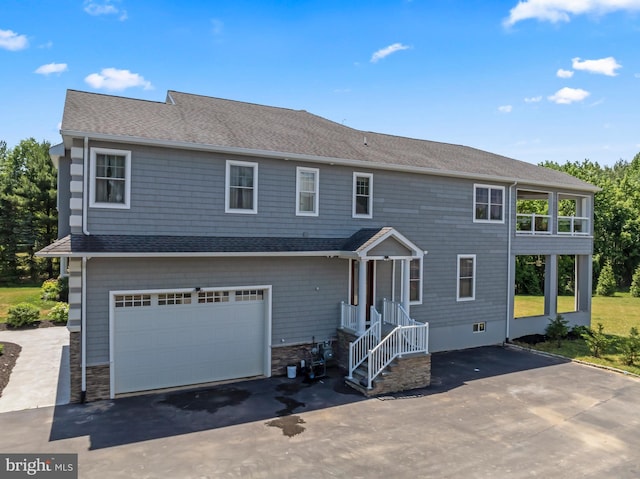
xmin=66 ymin=89 xmax=166 ymax=106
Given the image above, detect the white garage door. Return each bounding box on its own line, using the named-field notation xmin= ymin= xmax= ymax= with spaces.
xmin=112 ymin=289 xmax=267 ymax=395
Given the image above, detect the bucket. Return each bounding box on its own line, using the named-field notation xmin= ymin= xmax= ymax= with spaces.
xmin=287 ymin=365 xmax=297 ymax=379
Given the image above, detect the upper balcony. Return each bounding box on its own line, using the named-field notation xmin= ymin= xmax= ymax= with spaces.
xmin=516 ymin=189 xmax=591 ymax=237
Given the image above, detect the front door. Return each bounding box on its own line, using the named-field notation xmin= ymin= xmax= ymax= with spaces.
xmin=350 ymin=260 xmax=375 ymax=321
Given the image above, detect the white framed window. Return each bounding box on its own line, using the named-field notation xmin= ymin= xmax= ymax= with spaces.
xmin=296 ymin=167 xmax=319 ymax=216
xmin=474 ymin=185 xmax=504 ymax=223
xmin=473 ymin=322 xmax=486 ymax=333
xmin=115 ymin=294 xmax=151 ymax=308
xmin=226 ymin=160 xmax=258 ymax=214
xmin=457 ymin=254 xmax=476 ymax=301
xmin=90 ymin=148 xmax=131 ymax=209
xmin=353 ymin=172 xmax=373 ymax=218
xmin=409 ymin=258 xmax=422 ymax=304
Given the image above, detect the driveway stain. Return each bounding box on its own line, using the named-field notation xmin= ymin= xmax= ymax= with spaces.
xmin=275 ymin=395 xmax=305 ymax=416
xmin=275 ymin=381 xmax=310 ymax=395
xmin=266 ymin=415 xmax=306 ymax=437
xmin=159 ymin=386 xmax=251 ymax=413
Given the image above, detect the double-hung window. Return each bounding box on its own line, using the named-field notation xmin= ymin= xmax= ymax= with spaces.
xmin=226 ymin=160 xmax=258 ymax=214
xmin=90 ymin=148 xmax=131 ymax=209
xmin=353 ymin=172 xmax=373 ymax=218
xmin=296 ymin=167 xmax=319 ymax=216
xmin=457 ymin=254 xmax=476 ymax=301
xmin=474 ymin=185 xmax=504 ymax=223
xmin=409 ymin=258 xmax=422 ymax=304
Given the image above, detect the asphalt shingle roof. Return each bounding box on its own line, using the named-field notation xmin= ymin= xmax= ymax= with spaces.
xmin=60 ymin=89 xmax=597 ymax=191
xmin=38 ymin=230 xmax=387 ymax=256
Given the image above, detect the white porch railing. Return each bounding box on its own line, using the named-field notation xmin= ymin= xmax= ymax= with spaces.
xmin=367 ymin=323 xmax=429 ymax=389
xmin=383 ymin=298 xmax=421 ymax=327
xmin=347 ymin=310 xmax=381 ymax=380
xmin=344 ymin=299 xmax=429 ymax=390
xmin=340 ymin=301 xmax=358 ymax=331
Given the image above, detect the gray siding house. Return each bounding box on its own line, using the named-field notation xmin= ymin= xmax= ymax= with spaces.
xmin=40 ymin=89 xmax=598 ymax=401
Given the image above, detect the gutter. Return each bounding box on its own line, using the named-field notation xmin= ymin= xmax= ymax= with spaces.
xmin=60 ymin=129 xmax=600 ymax=194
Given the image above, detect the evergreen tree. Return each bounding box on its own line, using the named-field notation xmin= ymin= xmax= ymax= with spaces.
xmin=631 ymin=265 xmax=640 ymax=298
xmin=596 ymin=260 xmax=616 ymax=296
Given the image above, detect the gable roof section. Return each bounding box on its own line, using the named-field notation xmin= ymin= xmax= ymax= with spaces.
xmin=60 ymin=89 xmax=597 ymax=192
xmin=37 ymin=229 xmax=419 ymax=258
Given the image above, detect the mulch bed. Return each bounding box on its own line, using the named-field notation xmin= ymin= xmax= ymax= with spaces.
xmin=0 ymin=320 xmax=64 ymax=332
xmin=0 ymin=342 xmax=21 ymax=398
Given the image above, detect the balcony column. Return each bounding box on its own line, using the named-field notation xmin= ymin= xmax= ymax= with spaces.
xmin=544 ymin=254 xmax=558 ymax=317
xmin=357 ymin=258 xmax=368 ymax=334
xmin=549 ymin=192 xmax=557 ymax=234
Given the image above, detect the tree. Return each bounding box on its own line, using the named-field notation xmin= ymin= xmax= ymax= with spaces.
xmin=596 ymin=260 xmax=616 ymax=296
xmin=0 ymin=138 xmax=57 ymax=283
xmin=631 ymin=265 xmax=640 ymax=298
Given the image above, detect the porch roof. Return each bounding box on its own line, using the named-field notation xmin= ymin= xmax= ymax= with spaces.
xmin=36 ymin=228 xmax=422 ymax=258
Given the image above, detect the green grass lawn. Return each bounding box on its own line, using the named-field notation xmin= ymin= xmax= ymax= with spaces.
xmin=514 ymin=292 xmax=640 ymax=376
xmin=0 ymin=285 xmax=57 ymax=322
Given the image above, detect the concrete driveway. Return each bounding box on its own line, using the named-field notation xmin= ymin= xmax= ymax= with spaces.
xmin=0 ymin=346 xmax=639 ymax=478
xmin=0 ymin=326 xmax=69 ymax=413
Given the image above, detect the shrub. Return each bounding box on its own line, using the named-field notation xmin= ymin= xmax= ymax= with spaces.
xmin=581 ymin=323 xmax=610 ymax=358
xmin=41 ymin=278 xmax=60 ymax=301
xmin=631 ymin=266 xmax=640 ymax=298
xmin=545 ymin=314 xmax=569 ymax=347
xmin=596 ymin=261 xmax=616 ymax=297
xmin=621 ymin=327 xmax=640 ymax=365
xmin=6 ymin=303 xmax=40 ymax=328
xmin=40 ymin=276 xmax=69 ymax=302
xmin=0 ymin=344 xmax=4 ymax=355
xmin=48 ymin=302 xmax=69 ymax=324
xmin=568 ymin=325 xmax=590 ymax=340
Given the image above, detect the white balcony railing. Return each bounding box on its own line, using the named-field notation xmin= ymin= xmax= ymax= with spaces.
xmin=516 ymin=213 xmax=551 ymax=235
xmin=516 ymin=214 xmax=590 ymax=236
xmin=557 ymin=216 xmax=590 ymax=236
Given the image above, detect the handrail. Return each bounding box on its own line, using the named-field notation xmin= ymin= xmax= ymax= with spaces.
xmin=367 ymin=322 xmax=429 ymax=389
xmin=347 ymin=308 xmax=381 ymax=379
xmin=383 ymin=299 xmax=421 ymax=327
xmin=340 ymin=301 xmax=358 ymax=331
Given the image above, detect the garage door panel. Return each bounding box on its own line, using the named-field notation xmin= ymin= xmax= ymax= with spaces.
xmin=113 ymin=291 xmax=267 ymax=394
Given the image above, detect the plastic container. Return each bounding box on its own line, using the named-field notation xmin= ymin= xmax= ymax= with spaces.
xmin=287 ymin=365 xmax=297 ymax=379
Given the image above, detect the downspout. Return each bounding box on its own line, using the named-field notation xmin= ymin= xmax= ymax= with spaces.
xmin=506 ymin=181 xmax=517 ymax=342
xmin=83 ymin=137 xmax=90 ymax=236
xmin=81 ymin=136 xmax=89 ymax=402
xmin=81 ymin=256 xmax=87 ymax=402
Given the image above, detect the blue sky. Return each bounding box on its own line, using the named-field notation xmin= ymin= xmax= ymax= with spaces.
xmin=1 ymin=0 xmax=639 ymax=166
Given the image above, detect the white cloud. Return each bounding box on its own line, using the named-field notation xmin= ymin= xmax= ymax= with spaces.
xmin=370 ymin=43 xmax=410 ymax=63
xmin=85 ymin=68 xmax=152 ymax=91
xmin=84 ymin=1 xmax=128 ymax=20
xmin=498 ymin=105 xmax=513 ymax=113
xmin=556 ymin=68 xmax=574 ymax=78
xmin=548 ymin=87 xmax=590 ymax=104
xmin=572 ymin=56 xmax=621 ymax=76
xmin=35 ymin=63 xmax=68 ymax=75
xmin=504 ymin=0 xmax=640 ymax=27
xmin=0 ymin=29 xmax=28 ymax=51
xmin=38 ymin=41 xmax=53 ymax=49
xmin=524 ymin=96 xmax=542 ymax=103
